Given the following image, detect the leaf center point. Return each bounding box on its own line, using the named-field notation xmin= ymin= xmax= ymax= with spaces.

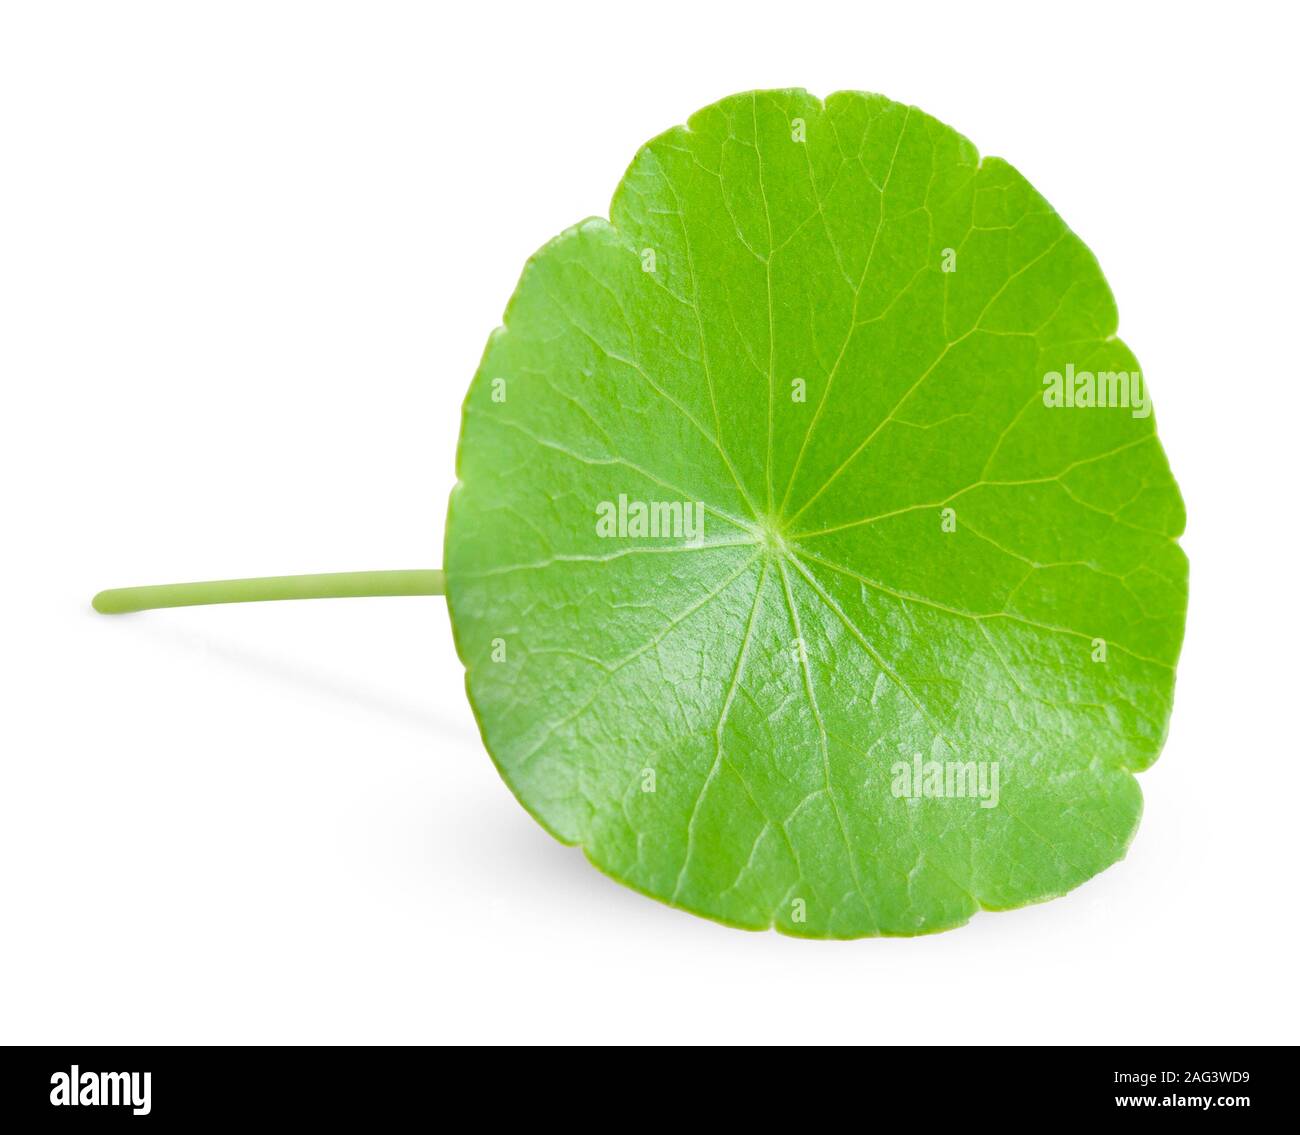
xmin=754 ymin=515 xmax=790 ymax=561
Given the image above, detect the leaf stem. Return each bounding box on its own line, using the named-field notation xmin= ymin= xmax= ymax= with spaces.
xmin=92 ymin=570 xmax=446 ymax=614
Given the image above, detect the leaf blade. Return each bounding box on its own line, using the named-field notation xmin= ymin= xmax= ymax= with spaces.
xmin=446 ymin=89 xmax=1187 ymax=937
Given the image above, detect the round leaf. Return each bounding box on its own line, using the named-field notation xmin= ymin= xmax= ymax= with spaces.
xmin=445 ymin=89 xmax=1187 ymax=937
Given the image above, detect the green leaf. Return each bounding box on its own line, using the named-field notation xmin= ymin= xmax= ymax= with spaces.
xmin=444 ymin=89 xmax=1187 ymax=938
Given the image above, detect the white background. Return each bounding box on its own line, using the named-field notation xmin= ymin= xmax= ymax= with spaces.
xmin=2 ymin=1 xmax=1296 ymax=1045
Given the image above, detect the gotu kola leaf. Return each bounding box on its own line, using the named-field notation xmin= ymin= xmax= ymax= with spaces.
xmin=444 ymin=89 xmax=1187 ymax=938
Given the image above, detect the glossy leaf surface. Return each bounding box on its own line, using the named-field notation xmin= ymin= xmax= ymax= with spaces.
xmin=445 ymin=90 xmax=1187 ymax=937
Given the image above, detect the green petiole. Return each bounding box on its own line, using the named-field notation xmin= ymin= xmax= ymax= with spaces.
xmin=92 ymin=569 xmax=446 ymax=614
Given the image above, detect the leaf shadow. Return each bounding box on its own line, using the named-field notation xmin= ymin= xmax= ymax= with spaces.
xmin=117 ymin=615 xmax=474 ymax=744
